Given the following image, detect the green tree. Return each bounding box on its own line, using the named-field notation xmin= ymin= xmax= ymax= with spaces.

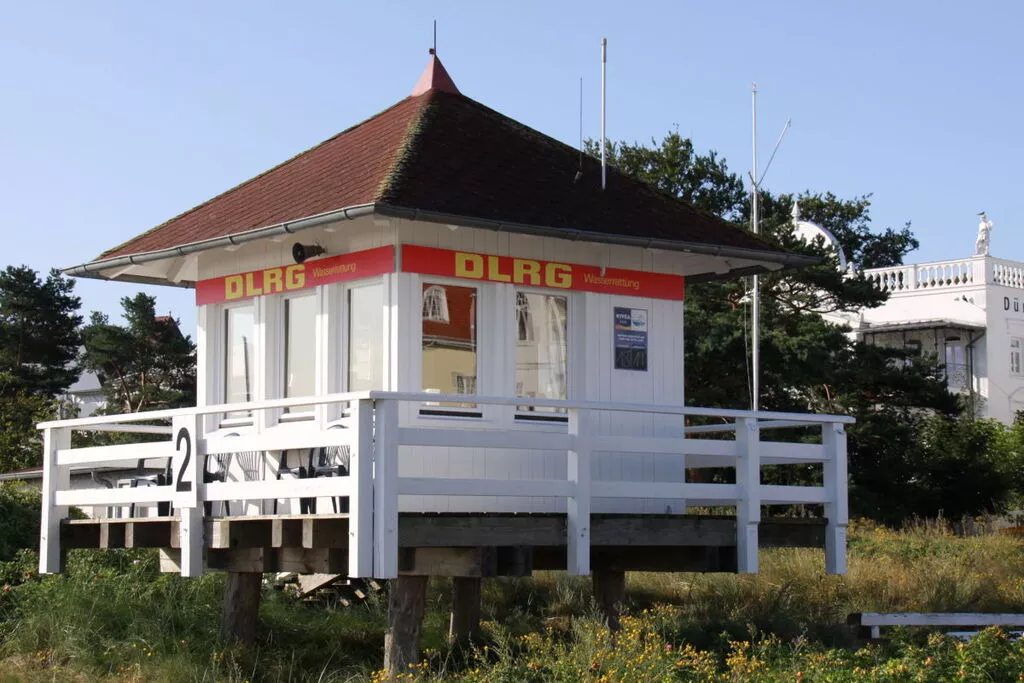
xmin=0 ymin=371 xmax=54 ymax=471
xmin=592 ymin=132 xmax=978 ymax=522
xmin=81 ymin=293 xmax=196 ymax=415
xmin=0 ymin=266 xmax=82 ymax=398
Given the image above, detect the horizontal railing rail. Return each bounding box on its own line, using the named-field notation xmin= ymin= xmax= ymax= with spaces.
xmin=38 ymin=392 xmax=850 ymax=582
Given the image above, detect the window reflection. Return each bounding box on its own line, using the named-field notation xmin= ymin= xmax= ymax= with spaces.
xmin=515 ymin=292 xmax=567 ymax=414
xmin=422 ymin=283 xmax=477 ymax=409
xmin=224 ymin=306 xmax=254 ymax=417
xmin=284 ymin=294 xmax=317 ymax=412
xmin=349 ymin=284 xmax=384 ymax=391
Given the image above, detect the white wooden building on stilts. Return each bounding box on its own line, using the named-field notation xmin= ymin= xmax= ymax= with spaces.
xmin=39 ymin=53 xmax=853 ymax=672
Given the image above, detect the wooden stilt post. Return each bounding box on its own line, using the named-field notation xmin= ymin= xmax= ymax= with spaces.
xmin=448 ymin=576 xmax=482 ymax=646
xmin=384 ymin=575 xmax=429 ymax=675
xmin=592 ymin=569 xmax=626 ymax=632
xmin=221 ymin=571 xmax=262 ymax=643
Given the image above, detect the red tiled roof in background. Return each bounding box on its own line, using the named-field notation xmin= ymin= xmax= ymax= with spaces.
xmin=97 ymin=55 xmax=781 ymax=263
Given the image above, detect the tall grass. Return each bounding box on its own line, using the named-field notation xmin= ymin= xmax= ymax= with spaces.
xmin=2 ymin=520 xmax=1024 ymax=680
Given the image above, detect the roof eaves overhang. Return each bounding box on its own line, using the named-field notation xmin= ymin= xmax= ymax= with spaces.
xmin=61 ymin=203 xmax=380 ymax=286
xmin=62 ymin=202 xmax=819 ymax=286
xmin=373 ymin=204 xmax=821 ymax=279
xmin=860 ymin=319 xmax=986 ymax=334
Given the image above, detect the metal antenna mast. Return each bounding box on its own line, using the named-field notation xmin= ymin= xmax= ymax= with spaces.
xmin=601 ymin=38 xmax=607 ymax=190
xmin=748 ymin=86 xmax=791 ymax=413
xmin=750 ymin=84 xmax=760 ymax=412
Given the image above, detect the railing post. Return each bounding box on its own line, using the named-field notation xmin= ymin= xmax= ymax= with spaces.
xmin=172 ymin=414 xmax=204 ymax=577
xmin=567 ymin=408 xmax=591 ymax=576
xmin=39 ymin=427 xmax=70 ymax=574
xmin=735 ymin=417 xmax=760 ymax=574
xmin=374 ymin=399 xmax=399 ymax=579
xmin=823 ymin=422 xmax=849 ymax=574
xmin=348 ymin=399 xmax=374 ymax=578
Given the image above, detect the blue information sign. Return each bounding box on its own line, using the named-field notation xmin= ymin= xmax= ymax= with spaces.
xmin=614 ymin=307 xmax=648 ymax=371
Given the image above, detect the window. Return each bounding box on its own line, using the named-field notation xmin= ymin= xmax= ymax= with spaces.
xmin=284 ymin=294 xmax=317 ymax=412
xmin=422 ymin=285 xmax=450 ymax=323
xmin=422 ymin=282 xmax=477 ymax=411
xmin=515 ymin=292 xmax=568 ymax=414
xmin=348 ymin=284 xmax=384 ymax=391
xmin=224 ymin=306 xmax=254 ymax=417
xmin=1012 ymin=338 xmax=1022 ymax=376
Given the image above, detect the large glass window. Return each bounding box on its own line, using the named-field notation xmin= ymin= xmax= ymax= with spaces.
xmin=284 ymin=294 xmax=317 ymax=411
xmin=421 ymin=282 xmax=477 ymax=411
xmin=515 ymin=291 xmax=568 ymax=414
xmin=348 ymin=284 xmax=384 ymax=391
xmin=224 ymin=306 xmax=254 ymax=417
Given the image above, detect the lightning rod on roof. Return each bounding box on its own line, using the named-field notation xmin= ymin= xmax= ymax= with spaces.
xmin=601 ymin=38 xmax=607 ymax=191
xmin=432 ymin=19 xmax=437 ymax=55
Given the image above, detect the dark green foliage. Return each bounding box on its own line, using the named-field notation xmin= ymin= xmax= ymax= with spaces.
xmin=0 ymin=266 xmax=81 ymax=399
xmin=0 ymin=267 xmax=81 ymax=471
xmin=591 ymin=131 xmax=1002 ymax=523
xmin=81 ymin=293 xmax=196 ymax=415
xmin=0 ymin=376 xmax=54 ymax=471
xmin=0 ymin=484 xmax=40 ymax=563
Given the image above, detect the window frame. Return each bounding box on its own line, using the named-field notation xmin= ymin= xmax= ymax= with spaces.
xmin=513 ymin=286 xmax=571 ymax=422
xmin=417 ymin=277 xmax=483 ymax=418
xmin=1012 ymin=337 xmax=1022 ymax=376
xmin=218 ymin=300 xmax=257 ymax=427
xmin=280 ymin=290 xmax=319 ymax=418
xmin=345 ymin=279 xmax=387 ymax=394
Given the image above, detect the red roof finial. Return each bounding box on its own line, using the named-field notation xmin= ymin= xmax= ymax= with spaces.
xmin=411 ymin=53 xmax=460 ymax=96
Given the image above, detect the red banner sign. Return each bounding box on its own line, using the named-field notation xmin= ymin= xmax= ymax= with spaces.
xmin=401 ymin=245 xmax=685 ymax=300
xmin=195 ymin=246 xmax=394 ymax=305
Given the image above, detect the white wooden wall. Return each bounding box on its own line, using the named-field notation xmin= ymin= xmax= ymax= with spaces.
xmin=191 ymin=216 xmax=714 ymax=514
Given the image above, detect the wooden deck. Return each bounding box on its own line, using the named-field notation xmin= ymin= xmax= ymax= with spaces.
xmin=62 ymin=513 xmax=826 ymax=575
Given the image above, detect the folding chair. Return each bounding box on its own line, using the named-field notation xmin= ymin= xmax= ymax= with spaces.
xmin=273 ymin=449 xmax=308 ymax=514
xmin=307 ymin=424 xmax=351 ymax=513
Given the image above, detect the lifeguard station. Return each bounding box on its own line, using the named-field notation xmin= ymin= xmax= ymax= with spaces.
xmin=38 ymin=54 xmax=852 ymax=669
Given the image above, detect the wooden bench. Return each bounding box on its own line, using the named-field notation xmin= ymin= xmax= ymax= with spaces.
xmin=848 ymin=612 xmax=1024 ymax=640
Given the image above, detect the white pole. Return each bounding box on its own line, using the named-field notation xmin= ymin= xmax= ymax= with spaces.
xmin=601 ymin=38 xmax=607 ymax=191
xmin=751 ymin=84 xmax=760 ymax=412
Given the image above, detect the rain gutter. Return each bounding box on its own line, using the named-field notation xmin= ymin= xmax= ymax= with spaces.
xmin=62 ymin=202 xmax=819 ymax=286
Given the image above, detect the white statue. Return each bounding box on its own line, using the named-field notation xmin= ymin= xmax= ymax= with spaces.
xmin=976 ymin=212 xmax=993 ymax=256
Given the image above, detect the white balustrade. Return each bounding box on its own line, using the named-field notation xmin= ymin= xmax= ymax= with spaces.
xmin=863 ymin=258 xmax=983 ymax=292
xmin=38 ymin=391 xmax=853 ymax=579
xmin=991 ymin=259 xmax=1024 ymax=289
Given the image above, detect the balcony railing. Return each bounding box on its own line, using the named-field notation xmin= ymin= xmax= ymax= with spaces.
xmin=37 ymin=392 xmax=853 ymax=579
xmin=864 ymin=255 xmax=1024 ymax=293
xmin=863 ymin=258 xmax=982 ymax=293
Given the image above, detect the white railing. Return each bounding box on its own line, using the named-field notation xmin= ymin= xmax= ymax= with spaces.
xmin=38 ymin=392 xmax=853 ymax=580
xmin=864 ymin=257 xmax=983 ymax=293
xmin=990 ymin=258 xmax=1024 ymax=289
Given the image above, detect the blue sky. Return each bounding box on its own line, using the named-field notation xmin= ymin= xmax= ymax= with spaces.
xmin=2 ymin=1 xmax=1021 ymax=335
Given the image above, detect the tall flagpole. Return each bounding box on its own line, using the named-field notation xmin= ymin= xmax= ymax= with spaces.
xmin=750 ymin=84 xmax=760 ymax=412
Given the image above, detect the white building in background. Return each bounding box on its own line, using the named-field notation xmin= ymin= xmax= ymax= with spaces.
xmin=829 ymin=214 xmax=1024 ymax=423
xmin=61 ymin=370 xmax=104 ymax=418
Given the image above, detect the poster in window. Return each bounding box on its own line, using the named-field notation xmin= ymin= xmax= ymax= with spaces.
xmin=614 ymin=307 xmax=648 ymax=371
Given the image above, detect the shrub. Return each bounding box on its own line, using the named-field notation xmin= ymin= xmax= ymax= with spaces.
xmin=0 ymin=483 xmax=40 ymax=562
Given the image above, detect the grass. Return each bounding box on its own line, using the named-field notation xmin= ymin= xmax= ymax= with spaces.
xmin=2 ymin=519 xmax=1024 ymax=681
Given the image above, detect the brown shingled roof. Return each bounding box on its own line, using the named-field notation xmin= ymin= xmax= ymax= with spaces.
xmin=94 ymin=57 xmax=787 ymax=266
